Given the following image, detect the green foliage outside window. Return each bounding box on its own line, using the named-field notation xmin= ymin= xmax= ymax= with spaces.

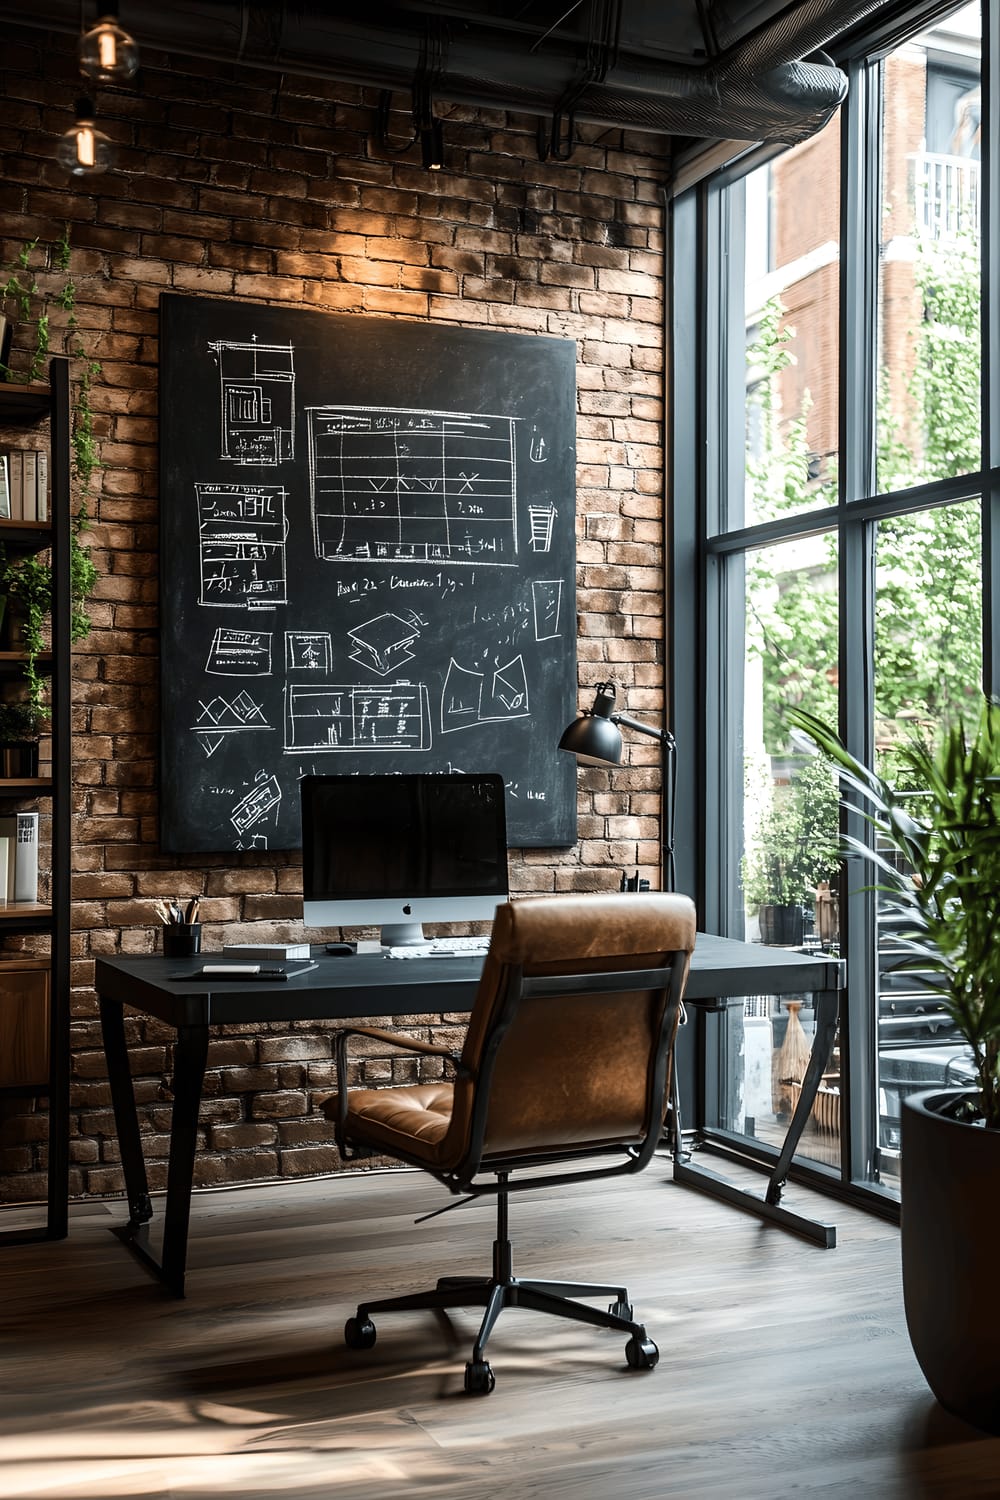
xmin=748 ymin=229 xmax=982 ymax=758
xmin=743 ymin=230 xmax=981 ymax=920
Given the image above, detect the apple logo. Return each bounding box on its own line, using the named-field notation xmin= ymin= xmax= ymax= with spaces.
xmin=403 ymin=903 xmax=412 ymax=914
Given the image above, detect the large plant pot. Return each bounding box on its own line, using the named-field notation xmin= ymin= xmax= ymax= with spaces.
xmin=901 ymin=1088 xmax=1000 ymax=1434
xmin=758 ymin=903 xmax=803 ymax=946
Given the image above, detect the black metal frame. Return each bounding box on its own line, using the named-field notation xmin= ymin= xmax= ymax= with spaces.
xmin=669 ymin=0 xmax=1000 ymax=1217
xmin=0 ymin=357 xmax=71 ymax=1246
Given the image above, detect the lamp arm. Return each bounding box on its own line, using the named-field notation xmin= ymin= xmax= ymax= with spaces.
xmin=612 ymin=712 xmax=676 ymax=750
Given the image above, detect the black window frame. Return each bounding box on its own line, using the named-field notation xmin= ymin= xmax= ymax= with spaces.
xmin=669 ymin=0 xmax=1000 ymax=1216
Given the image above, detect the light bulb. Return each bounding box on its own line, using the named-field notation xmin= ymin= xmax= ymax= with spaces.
xmin=56 ymin=99 xmax=112 ymax=176
xmin=79 ymin=10 xmax=139 ymax=85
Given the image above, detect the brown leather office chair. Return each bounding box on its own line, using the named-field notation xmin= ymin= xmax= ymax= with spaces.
xmin=326 ymin=891 xmax=697 ymax=1395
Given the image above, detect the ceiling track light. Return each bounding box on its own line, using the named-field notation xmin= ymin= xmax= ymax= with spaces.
xmin=56 ymin=96 xmax=112 ymax=176
xmin=79 ymin=0 xmax=139 ymax=85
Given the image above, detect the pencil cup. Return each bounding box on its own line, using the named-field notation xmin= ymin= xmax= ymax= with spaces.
xmin=162 ymin=923 xmax=202 ymax=957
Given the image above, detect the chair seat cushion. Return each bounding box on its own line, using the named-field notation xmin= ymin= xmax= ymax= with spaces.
xmin=337 ymin=1082 xmax=456 ymax=1166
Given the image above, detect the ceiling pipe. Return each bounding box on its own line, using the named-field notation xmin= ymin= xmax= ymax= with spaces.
xmin=0 ymin=0 xmax=877 ymax=144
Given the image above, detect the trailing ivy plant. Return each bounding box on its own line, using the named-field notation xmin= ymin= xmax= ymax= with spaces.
xmin=0 ymin=226 xmax=100 ymax=720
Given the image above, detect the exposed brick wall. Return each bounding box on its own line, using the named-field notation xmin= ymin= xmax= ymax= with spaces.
xmin=0 ymin=28 xmax=668 ymax=1200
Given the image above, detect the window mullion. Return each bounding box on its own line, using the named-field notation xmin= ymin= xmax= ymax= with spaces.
xmin=839 ymin=55 xmax=882 ymax=1188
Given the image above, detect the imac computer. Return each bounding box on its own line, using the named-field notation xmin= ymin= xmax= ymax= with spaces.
xmin=300 ymin=771 xmax=509 ymax=946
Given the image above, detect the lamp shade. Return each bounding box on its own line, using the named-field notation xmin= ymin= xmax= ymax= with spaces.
xmin=558 ymin=713 xmax=623 ymax=765
xmin=558 ymin=683 xmax=624 ymax=766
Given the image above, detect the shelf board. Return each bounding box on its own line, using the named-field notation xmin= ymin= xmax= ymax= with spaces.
xmin=0 ymin=383 xmax=51 ymax=424
xmin=0 ymin=902 xmax=51 ymax=925
xmin=0 ymin=778 xmax=52 ymax=796
xmin=0 ymin=651 xmax=53 ymax=674
xmin=0 ymin=520 xmax=52 ymax=545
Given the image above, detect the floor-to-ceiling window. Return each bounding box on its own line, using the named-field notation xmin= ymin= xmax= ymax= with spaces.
xmin=671 ymin=0 xmax=994 ymax=1209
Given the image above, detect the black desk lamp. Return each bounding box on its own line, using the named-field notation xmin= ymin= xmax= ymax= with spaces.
xmin=559 ymin=681 xmax=677 ymax=892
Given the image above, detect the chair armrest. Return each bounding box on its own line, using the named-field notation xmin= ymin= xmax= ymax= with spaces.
xmin=336 ymin=1024 xmax=465 ymax=1065
xmin=332 ymin=1026 xmax=471 ymax=1157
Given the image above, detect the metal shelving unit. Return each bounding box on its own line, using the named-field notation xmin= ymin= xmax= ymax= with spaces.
xmin=0 ymin=356 xmax=71 ymax=1242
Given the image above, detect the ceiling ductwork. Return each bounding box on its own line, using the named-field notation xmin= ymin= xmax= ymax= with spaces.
xmin=2 ymin=0 xmax=892 ymax=148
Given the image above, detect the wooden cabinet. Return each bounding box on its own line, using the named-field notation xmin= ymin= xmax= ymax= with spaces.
xmin=0 ymin=358 xmax=71 ymax=1242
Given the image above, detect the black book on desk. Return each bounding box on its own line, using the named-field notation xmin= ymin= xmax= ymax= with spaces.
xmin=171 ymin=960 xmax=320 ymax=982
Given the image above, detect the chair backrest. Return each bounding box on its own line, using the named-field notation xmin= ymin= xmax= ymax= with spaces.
xmin=441 ymin=892 xmax=696 ymax=1184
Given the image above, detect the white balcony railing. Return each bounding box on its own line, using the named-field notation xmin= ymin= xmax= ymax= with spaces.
xmin=912 ymin=152 xmax=980 ymax=241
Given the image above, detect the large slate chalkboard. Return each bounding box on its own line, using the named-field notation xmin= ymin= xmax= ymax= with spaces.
xmin=158 ymin=293 xmax=578 ymax=853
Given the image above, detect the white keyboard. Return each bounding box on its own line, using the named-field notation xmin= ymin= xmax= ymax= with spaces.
xmin=384 ymin=936 xmax=491 ymax=960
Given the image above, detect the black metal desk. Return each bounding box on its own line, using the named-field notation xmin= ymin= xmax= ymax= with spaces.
xmin=97 ymin=935 xmax=844 ymax=1293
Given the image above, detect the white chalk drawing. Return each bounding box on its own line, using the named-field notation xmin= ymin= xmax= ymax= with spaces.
xmin=197 ymin=483 xmax=288 ymax=608
xmin=532 ymin=580 xmax=563 ymax=641
xmin=440 ymin=655 xmax=529 ymax=734
xmin=490 ymin=656 xmax=529 ymax=715
xmin=286 ymin=682 xmax=432 ymax=752
xmin=193 ymin=690 xmax=273 ymax=759
xmin=529 ymin=427 xmax=548 ymax=463
xmin=209 ymin=336 xmax=295 ymax=465
xmin=528 ymin=504 xmax=557 ymax=553
xmin=286 ymin=632 xmax=333 ymax=672
xmin=307 ymin=406 xmax=518 ymax=565
xmin=348 ymin=611 xmax=421 ymax=677
xmin=231 ymin=772 xmax=282 ymax=836
xmin=440 ymin=661 xmax=483 ymax=731
xmin=206 ymin=627 xmax=273 ymax=677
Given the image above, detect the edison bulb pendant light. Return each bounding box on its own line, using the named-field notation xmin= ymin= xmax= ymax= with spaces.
xmin=56 ymin=98 xmax=112 ymax=176
xmin=79 ymin=3 xmax=139 ymax=85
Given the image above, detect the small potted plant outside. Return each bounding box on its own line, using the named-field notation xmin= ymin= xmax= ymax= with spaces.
xmin=789 ymin=700 xmax=1000 ymax=1435
xmin=741 ymin=751 xmax=841 ymax=946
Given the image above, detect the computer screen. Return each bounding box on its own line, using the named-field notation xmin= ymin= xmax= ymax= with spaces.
xmin=300 ymin=771 xmax=509 ymax=945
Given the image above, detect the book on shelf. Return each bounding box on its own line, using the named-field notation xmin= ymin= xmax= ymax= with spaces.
xmin=7 ymin=451 xmax=23 ymax=518
xmin=0 ymin=812 xmax=39 ymax=904
xmin=14 ymin=811 xmax=38 ymax=903
xmin=21 ymin=451 xmax=37 ymax=521
xmin=0 ymin=819 xmax=15 ymax=902
xmin=223 ymin=942 xmax=312 ymax=960
xmin=36 ymin=450 xmax=47 ymax=522
xmin=0 ymin=448 xmax=47 ymax=521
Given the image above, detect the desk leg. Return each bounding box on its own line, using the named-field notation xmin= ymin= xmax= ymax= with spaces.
xmin=671 ymin=989 xmax=839 ymax=1249
xmin=765 ymin=988 xmax=839 ymax=1207
xmin=158 ymin=1025 xmax=209 ymax=1296
xmin=100 ymin=996 xmax=153 ymax=1229
xmin=100 ymin=1000 xmax=208 ymax=1297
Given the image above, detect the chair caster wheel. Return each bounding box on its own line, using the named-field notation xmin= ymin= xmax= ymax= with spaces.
xmin=345 ymin=1315 xmax=377 ymax=1350
xmin=464 ymin=1359 xmax=496 ymax=1395
xmin=609 ymin=1298 xmax=633 ymax=1321
xmin=625 ymin=1334 xmax=659 ymax=1370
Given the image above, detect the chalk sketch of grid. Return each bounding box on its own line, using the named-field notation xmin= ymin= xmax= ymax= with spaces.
xmin=285 ymin=682 xmax=433 ymax=752
xmin=307 ymin=407 xmax=519 ymax=565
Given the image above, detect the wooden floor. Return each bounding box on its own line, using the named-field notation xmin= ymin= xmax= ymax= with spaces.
xmin=2 ymin=1157 xmax=999 ymax=1500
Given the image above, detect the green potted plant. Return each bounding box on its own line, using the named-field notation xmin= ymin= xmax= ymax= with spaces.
xmin=0 ymin=697 xmax=47 ymax=777
xmin=741 ymin=752 xmax=841 ymax=944
xmin=0 ymin=538 xmax=97 ymax=723
xmin=789 ymin=700 xmax=1000 ymax=1434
